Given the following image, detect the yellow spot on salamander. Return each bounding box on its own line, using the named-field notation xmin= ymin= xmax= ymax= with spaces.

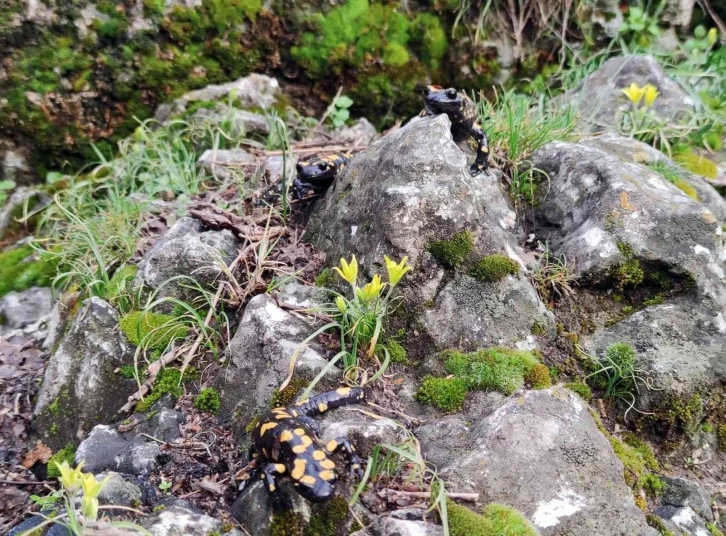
xmin=290 ymin=410 xmax=298 ymax=417
xmin=319 ymin=470 xmax=335 ymax=481
xmin=336 ymin=387 xmax=351 ymax=396
xmin=326 ymin=440 xmax=338 ymax=452
xmin=482 ymin=146 xmax=489 ymax=153
xmin=300 ymin=475 xmax=317 ymax=485
xmin=294 ymin=428 xmax=306 ymax=436
xmin=313 ymin=450 xmax=326 ymax=461
xmin=296 ymin=399 xmax=309 ymax=406
xmin=280 ymin=430 xmax=294 ymax=442
xmin=274 ymin=464 xmax=285 ymax=473
xmin=292 ymin=444 xmax=308 ymax=454
xmin=269 ymin=484 xmax=275 ymax=492
xmin=321 ymin=459 xmax=335 ymax=469
xmin=301 ymin=436 xmax=313 ymax=447
xmin=260 ymin=422 xmax=277 ymax=435
xmin=291 ymin=459 xmax=307 ymax=480
xmin=318 ymin=403 xmax=328 ymax=413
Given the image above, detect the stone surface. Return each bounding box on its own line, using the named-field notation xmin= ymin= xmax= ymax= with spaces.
xmin=0 ymin=187 xmax=50 ymax=236
xmin=75 ymin=425 xmax=160 ymax=476
xmin=653 ymin=505 xmax=711 ymax=536
xmin=96 ymin=472 xmax=143 ymax=507
xmin=319 ymin=412 xmax=402 ymax=457
xmin=330 ymin=118 xmax=378 ymax=147
xmin=231 ymin=479 xmax=311 ymax=536
xmin=32 ymin=298 xmax=136 ymax=449
xmin=0 ymin=287 xmax=53 ymax=341
xmin=134 ymin=217 xmax=240 ymax=307
xmin=662 ymin=476 xmax=713 ymax=521
xmin=434 ymin=387 xmax=656 ymax=536
xmin=197 ymin=148 xmax=255 ymax=180
xmin=194 ymin=106 xmax=270 ymax=136
xmin=217 ymin=293 xmax=337 ymax=433
xmin=308 ymin=113 xmax=550 ymax=351
xmin=144 ymin=503 xmax=224 ymax=536
xmin=350 ymin=517 xmax=445 ymax=536
xmin=569 ymin=55 xmax=696 ymax=134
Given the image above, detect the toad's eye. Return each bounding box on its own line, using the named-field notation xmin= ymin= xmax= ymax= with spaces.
xmin=446 ymin=88 xmax=457 ymax=99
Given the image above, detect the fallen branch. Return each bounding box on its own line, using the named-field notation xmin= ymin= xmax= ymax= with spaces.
xmin=378 ymin=489 xmax=479 ymax=503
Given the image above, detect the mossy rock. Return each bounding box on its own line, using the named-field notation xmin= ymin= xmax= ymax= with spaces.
xmin=468 ymin=254 xmax=520 ymax=282
xmin=426 ymin=231 xmax=474 ymax=268
xmin=447 ymin=500 xmax=537 ymax=536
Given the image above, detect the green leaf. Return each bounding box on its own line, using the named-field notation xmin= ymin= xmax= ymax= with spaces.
xmin=628 ymin=6 xmax=644 ymax=19
xmin=0 ymin=180 xmax=15 ymax=191
xmin=694 ymin=25 xmax=706 ymax=39
xmin=336 ymin=95 xmax=354 ymax=108
xmin=46 ymin=172 xmax=65 ymax=184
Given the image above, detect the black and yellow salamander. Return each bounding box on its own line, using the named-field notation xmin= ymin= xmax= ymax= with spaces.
xmin=293 ymin=152 xmax=353 ymax=199
xmin=249 ymin=387 xmax=367 ymax=502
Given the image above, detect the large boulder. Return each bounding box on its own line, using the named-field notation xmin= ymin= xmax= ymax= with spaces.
xmin=32 ymin=298 xmax=136 ymax=449
xmin=0 ymin=287 xmax=53 ymax=342
xmin=134 ymin=217 xmax=240 ymax=308
xmin=308 ymin=113 xmax=552 ymax=352
xmin=569 ymin=55 xmax=696 ymax=133
xmin=431 ymin=387 xmax=656 ymax=536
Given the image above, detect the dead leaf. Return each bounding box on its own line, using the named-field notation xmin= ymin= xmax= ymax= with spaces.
xmin=23 ymin=441 xmax=52 ymax=468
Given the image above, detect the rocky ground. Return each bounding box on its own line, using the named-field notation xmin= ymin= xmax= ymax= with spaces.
xmin=0 ymin=54 xmax=725 ymax=536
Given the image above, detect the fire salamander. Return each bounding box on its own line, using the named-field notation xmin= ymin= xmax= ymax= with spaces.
xmin=249 ymin=387 xmax=366 ymax=502
xmin=293 ymin=152 xmax=353 ymax=199
xmin=421 ymin=85 xmax=490 ymax=176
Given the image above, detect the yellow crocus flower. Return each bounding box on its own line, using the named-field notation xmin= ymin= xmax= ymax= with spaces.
xmin=642 ymin=84 xmax=659 ymax=107
xmin=384 ymin=255 xmax=412 ymax=286
xmin=335 ymin=296 xmax=347 ymax=314
xmin=80 ymin=472 xmax=108 ymax=500
xmin=56 ymin=461 xmax=83 ymax=493
xmin=355 ymin=275 xmax=385 ymax=302
xmin=622 ymin=83 xmax=646 ymax=106
xmin=708 ymin=28 xmax=718 ymax=46
xmin=81 ymin=496 xmax=99 ymax=520
xmin=333 ymin=256 xmax=358 ymax=286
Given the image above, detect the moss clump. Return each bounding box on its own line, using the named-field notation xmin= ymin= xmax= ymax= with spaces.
xmin=717 ymin=424 xmax=726 ymax=452
xmin=0 ymin=244 xmax=59 ymax=298
xmin=303 ymin=496 xmax=350 ymax=536
xmin=530 ymin=321 xmax=547 ymax=336
xmin=47 ymin=445 xmax=76 ymax=478
xmin=426 ymin=231 xmax=473 ymax=268
xmin=674 ymin=152 xmax=718 ymax=180
xmin=468 ymin=254 xmax=520 ymax=282
xmin=270 ymin=509 xmax=303 ymax=536
xmin=119 ymin=310 xmax=188 ymax=354
xmin=613 ymin=241 xmax=644 ymax=289
xmin=386 ymin=339 xmax=410 ymax=364
xmin=623 ymin=434 xmax=659 ymax=471
xmin=416 ymin=377 xmax=468 ymax=412
xmin=447 ymin=500 xmax=537 ymax=536
xmin=665 ymin=393 xmax=703 ymax=437
xmin=443 ymin=348 xmax=551 ymax=395
xmin=565 ymin=382 xmax=593 ymax=402
xmin=194 ymin=388 xmax=221 ymax=413
xmin=136 ymin=368 xmax=186 ymax=413
xmin=270 ymin=377 xmax=309 ymax=408
xmin=707 ymin=523 xmax=725 ymax=536
xmin=609 ymin=436 xmax=645 ymax=487
xmin=647 ymin=514 xmax=675 ymax=536
xmin=641 ymin=473 xmax=666 ymax=498
xmin=314 ymin=268 xmax=333 ymax=287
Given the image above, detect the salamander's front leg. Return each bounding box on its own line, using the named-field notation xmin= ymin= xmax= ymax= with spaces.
xmin=261 ymin=462 xmax=286 ymax=493
xmin=292 ymin=177 xmax=309 ymax=200
xmin=325 ymin=437 xmax=365 ymax=479
xmin=469 ymin=124 xmax=490 ymax=176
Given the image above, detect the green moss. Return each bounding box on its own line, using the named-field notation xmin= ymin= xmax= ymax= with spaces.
xmin=426 ymin=231 xmax=473 ymax=268
xmin=270 ymin=378 xmax=309 ymax=408
xmin=641 ymin=473 xmax=665 ymax=498
xmin=468 ymin=254 xmax=520 ymax=282
xmin=609 ymin=437 xmax=645 ymax=488
xmin=707 ymin=523 xmax=725 ymax=536
xmin=119 ymin=310 xmax=188 ymax=353
xmin=523 ymin=363 xmax=552 ymax=389
xmin=644 ymin=295 xmax=665 ymax=306
xmin=665 ymin=393 xmax=703 ymax=437
xmin=416 ymin=376 xmax=468 ymax=412
xmin=623 ymin=434 xmax=659 ymax=471
xmin=47 ymin=445 xmax=76 ymax=478
xmin=647 ymin=514 xmax=675 ymax=536
xmin=530 ymin=321 xmax=547 ymax=336
xmin=717 ymin=424 xmax=726 ymax=452
xmin=0 ymin=244 xmax=59 ymax=298
xmin=136 ymin=368 xmax=185 ymax=413
xmin=565 ymin=382 xmax=593 ymax=402
xmin=314 ymin=268 xmax=333 ymax=288
xmin=48 ymin=399 xmax=60 ymax=414
xmin=303 ymin=496 xmax=350 ymax=536
xmin=447 ymin=500 xmax=536 ymax=536
xmin=674 ymin=153 xmax=718 ymax=180
xmin=386 ymin=339 xmax=410 ymax=364
xmin=616 ymin=259 xmax=644 ymax=289
xmin=270 ymin=509 xmax=303 ymax=536
xmin=194 ymin=388 xmax=221 ymax=413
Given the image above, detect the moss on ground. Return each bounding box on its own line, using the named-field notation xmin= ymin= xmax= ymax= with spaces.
xmin=468 ymin=254 xmax=520 ymax=282
xmin=314 ymin=268 xmax=333 ymax=287
xmin=565 ymin=382 xmax=593 ymax=402
xmin=47 ymin=445 xmax=76 ymax=478
xmin=426 ymin=231 xmax=473 ymax=268
xmin=447 ymin=500 xmax=537 ymax=536
xmin=119 ymin=310 xmax=188 ymax=354
xmin=270 ymin=377 xmax=309 ymax=408
xmin=136 ymin=367 xmax=197 ymax=412
xmin=416 ymin=376 xmax=468 ymax=412
xmin=717 ymin=424 xmax=726 ymax=452
xmin=386 ymin=339 xmax=410 ymax=364
xmin=0 ymin=244 xmax=59 ymax=298
xmin=193 ymin=387 xmax=221 ymax=413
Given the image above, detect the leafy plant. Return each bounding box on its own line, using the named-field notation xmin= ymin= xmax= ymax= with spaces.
xmin=530 ymin=241 xmax=578 ymax=302
xmin=23 ymin=461 xmax=151 ymax=535
xmin=158 ymin=476 xmax=172 ymax=493
xmin=0 ymin=179 xmax=15 ymax=205
xmin=327 ymin=95 xmax=354 ymax=128
xmin=617 ymin=2 xmax=664 ymax=51
xmin=646 ymin=159 xmax=699 ymax=200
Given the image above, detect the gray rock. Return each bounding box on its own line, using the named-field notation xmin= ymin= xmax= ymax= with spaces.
xmin=33 ymin=298 xmax=136 ymax=449
xmin=308 ymin=113 xmax=550 ymax=351
xmin=662 ymin=476 xmax=713 ymax=521
xmin=0 ymin=287 xmax=53 ymax=341
xmin=264 ymin=155 xmax=296 ymax=185
xmin=416 ymin=415 xmax=473 ymax=470
xmin=330 ymin=118 xmax=377 ymax=147
xmin=319 ymin=412 xmax=402 ymax=457
xmin=217 ymin=293 xmax=337 ymax=434
xmin=193 ymin=106 xmax=270 ymax=136
xmin=145 ymin=504 xmax=223 ymax=536
xmin=75 ymin=425 xmax=161 ymax=476
xmin=570 ymin=55 xmax=696 ymax=134
xmin=231 ymin=480 xmax=311 ymax=536
xmin=197 ymin=148 xmax=256 ymax=180
xmin=135 ymin=217 xmax=240 ymax=308
xmin=351 ymin=517 xmax=445 ymax=536
xmin=437 ymin=387 xmax=656 ymax=536
xmin=135 ymin=407 xmax=184 ymax=443
xmin=654 ymin=505 xmax=711 ymax=536
xmin=155 ymin=74 xmax=279 ymax=122
xmin=662 ymin=0 xmax=696 ymax=26
xmin=96 ymin=472 xmax=143 ymax=507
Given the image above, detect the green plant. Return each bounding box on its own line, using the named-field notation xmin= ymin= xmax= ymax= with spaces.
xmin=193 ymin=387 xmax=221 ymax=413
xmin=120 ymin=310 xmax=189 ymax=356
xmin=158 ymin=476 xmax=172 ymax=494
xmin=565 ymin=382 xmax=593 ymax=402
xmin=717 ymin=424 xmax=726 ymax=452
xmin=285 ymin=255 xmax=412 ymax=397
xmin=647 ymin=159 xmax=699 ymax=201
xmin=707 ymin=523 xmax=725 ymax=536
xmin=427 ymin=231 xmax=473 ymax=268
xmin=468 ymin=254 xmax=519 ymax=282
xmin=585 ymin=343 xmax=660 ymax=419
xmin=0 ymin=179 xmax=15 ymax=205
xmin=617 ymin=3 xmax=664 ymax=51
xmin=416 ymin=377 xmax=469 ymax=412
xmin=23 ymin=461 xmax=151 ymax=535
xmin=326 ymin=94 xmax=354 ymax=128
xmin=447 ymin=500 xmax=537 ymax=536
xmin=0 ymin=243 xmax=58 ymax=298
xmin=46 ymin=445 xmax=77 ymax=479
xmin=530 ymin=241 xmax=578 ymax=302
xmin=641 ymin=473 xmax=666 ymax=498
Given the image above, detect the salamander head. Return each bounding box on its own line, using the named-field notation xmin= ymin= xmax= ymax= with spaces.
xmin=296 ymin=159 xmax=337 ymax=183
xmin=423 ymin=86 xmax=466 ymax=115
